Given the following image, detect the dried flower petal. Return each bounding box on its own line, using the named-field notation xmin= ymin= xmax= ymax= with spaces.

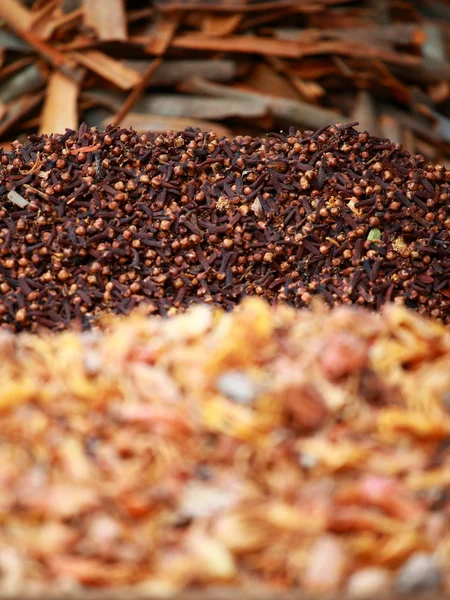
xmin=0 ymin=299 xmax=448 ymax=593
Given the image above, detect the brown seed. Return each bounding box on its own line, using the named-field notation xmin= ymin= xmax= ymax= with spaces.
xmin=57 ymin=269 xmax=70 ymax=281
xmin=15 ymin=308 xmax=26 ymax=322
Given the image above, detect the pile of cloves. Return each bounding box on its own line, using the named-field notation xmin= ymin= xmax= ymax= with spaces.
xmin=1 ymin=122 xmax=450 ymax=332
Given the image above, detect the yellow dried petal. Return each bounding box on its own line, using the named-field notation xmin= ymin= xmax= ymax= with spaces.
xmin=59 ymin=437 xmax=93 ymax=481
xmin=0 ymin=379 xmax=37 ymax=410
xmin=378 ymin=408 xmax=450 ymax=440
xmin=187 ymin=532 xmax=236 ymax=579
xmin=264 ymin=502 xmax=326 ymax=533
xmin=406 ymin=468 xmax=450 ymax=491
xmin=377 ymin=530 xmax=424 ymax=567
xmin=299 ymin=438 xmax=368 ymax=471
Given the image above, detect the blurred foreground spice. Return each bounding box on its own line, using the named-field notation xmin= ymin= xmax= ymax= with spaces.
xmin=2 ymin=123 xmax=450 ymax=331
xmin=0 ymin=298 xmax=450 ymax=595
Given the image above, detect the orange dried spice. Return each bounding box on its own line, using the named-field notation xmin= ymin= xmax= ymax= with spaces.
xmin=0 ymin=298 xmax=449 ymax=596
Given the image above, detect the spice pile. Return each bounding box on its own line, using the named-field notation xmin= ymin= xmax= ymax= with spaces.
xmin=0 ymin=298 xmax=450 ymax=595
xmin=1 ymin=123 xmax=450 ymax=331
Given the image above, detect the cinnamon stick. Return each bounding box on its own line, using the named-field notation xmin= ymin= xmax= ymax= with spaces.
xmin=144 ymin=13 xmax=180 ymax=55
xmin=179 ymin=77 xmax=344 ymax=129
xmin=71 ymin=51 xmax=141 ymax=90
xmin=111 ymin=58 xmax=162 ymax=126
xmin=40 ymin=70 xmax=80 ymax=134
xmin=83 ymin=0 xmax=127 ymax=41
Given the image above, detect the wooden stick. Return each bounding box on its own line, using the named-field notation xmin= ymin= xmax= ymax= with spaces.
xmin=0 ymin=56 xmax=35 ymax=83
xmin=158 ymin=0 xmax=339 ymax=13
xmin=144 ymin=13 xmax=180 ymax=55
xmin=402 ymin=125 xmax=416 ymax=155
xmin=80 ymin=89 xmax=124 ymax=113
xmin=40 ymin=70 xmax=80 ymax=134
xmin=113 ymin=9 xmax=179 ymax=125
xmin=34 ymin=7 xmax=83 ymax=42
xmin=123 ymin=94 xmax=266 ymax=120
xmin=0 ymin=64 xmax=44 ymax=128
xmin=0 ymin=0 xmax=81 ymax=80
xmin=83 ymin=0 xmax=127 ymax=41
xmin=380 ymin=103 xmax=443 ymax=147
xmin=0 ymin=29 xmax=32 ymax=53
xmin=202 ymin=13 xmax=242 ymax=36
xmin=247 ymin=61 xmax=299 ymax=100
xmin=111 ymin=58 xmax=162 ymax=126
xmin=422 ymin=22 xmax=447 ymax=62
xmin=179 ymin=77 xmax=344 ymax=130
xmin=71 ymin=51 xmax=141 ymax=90
xmin=372 ymin=61 xmax=411 ymax=104
xmin=171 ymin=34 xmax=302 ymax=58
xmin=267 ymin=56 xmax=324 ymax=103
xmin=29 ymin=0 xmax=59 ymax=35
xmin=304 ymin=40 xmax=423 ymax=67
xmin=0 ymin=64 xmax=44 ymax=104
xmin=171 ymin=35 xmax=423 ymax=66
xmin=241 ymin=5 xmax=300 ymax=30
xmin=391 ymin=24 xmax=450 ymax=84
xmin=379 ymin=114 xmax=402 ymax=145
xmin=15 ymin=29 xmax=70 ymax=69
xmin=0 ymin=0 xmax=33 ymax=30
xmin=268 ymin=23 xmax=425 ymax=46
xmin=127 ymin=8 xmax=154 ymax=24
xmin=351 ymin=90 xmax=378 ymax=136
xmin=425 ymin=108 xmax=450 ymax=145
xmin=0 ymin=91 xmax=45 ymax=138
xmin=415 ymin=137 xmax=439 ymax=161
xmin=124 ymin=59 xmax=238 ymax=86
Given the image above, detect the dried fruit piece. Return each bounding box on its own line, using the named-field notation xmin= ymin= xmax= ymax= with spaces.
xmin=282 ymin=383 xmax=328 ymax=431
xmin=347 ymin=567 xmax=391 ymax=599
xmin=319 ymin=332 xmax=369 ymax=379
xmin=303 ymin=535 xmax=348 ymax=594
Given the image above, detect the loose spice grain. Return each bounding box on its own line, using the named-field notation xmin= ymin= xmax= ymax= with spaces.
xmin=2 ymin=123 xmax=450 ymax=331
